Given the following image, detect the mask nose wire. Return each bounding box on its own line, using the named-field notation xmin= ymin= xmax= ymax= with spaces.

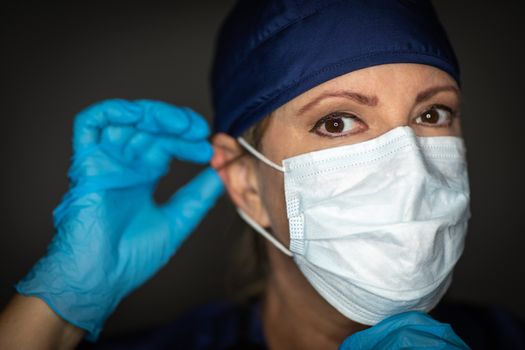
xmin=237 ymin=137 xmax=285 ymax=172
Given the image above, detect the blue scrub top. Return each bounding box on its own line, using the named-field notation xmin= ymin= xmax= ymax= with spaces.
xmin=78 ymin=298 xmax=525 ymax=350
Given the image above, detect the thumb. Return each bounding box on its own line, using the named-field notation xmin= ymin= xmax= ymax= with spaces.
xmin=160 ymin=167 xmax=224 ymax=250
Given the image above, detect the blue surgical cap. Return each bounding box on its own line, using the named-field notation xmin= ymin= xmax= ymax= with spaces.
xmin=210 ymin=0 xmax=460 ymax=137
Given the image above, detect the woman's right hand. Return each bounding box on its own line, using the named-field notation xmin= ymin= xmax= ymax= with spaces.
xmin=14 ymin=99 xmax=224 ymax=341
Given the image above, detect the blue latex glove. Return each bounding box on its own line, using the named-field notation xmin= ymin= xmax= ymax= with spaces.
xmin=15 ymin=99 xmax=224 ymax=341
xmin=340 ymin=311 xmax=470 ymax=350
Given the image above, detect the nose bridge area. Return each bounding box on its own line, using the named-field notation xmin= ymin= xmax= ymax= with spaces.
xmin=373 ymin=98 xmax=415 ymax=135
xmin=371 ymin=72 xmax=438 ymax=134
xmin=386 ymin=115 xmax=411 ymax=130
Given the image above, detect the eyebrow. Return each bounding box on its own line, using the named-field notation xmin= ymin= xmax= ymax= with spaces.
xmin=415 ymin=85 xmax=460 ymax=103
xmin=297 ymin=90 xmax=378 ymax=114
xmin=297 ymin=85 xmax=460 ymax=115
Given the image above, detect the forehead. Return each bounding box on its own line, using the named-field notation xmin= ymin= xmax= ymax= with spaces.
xmin=276 ymin=63 xmax=457 ymax=113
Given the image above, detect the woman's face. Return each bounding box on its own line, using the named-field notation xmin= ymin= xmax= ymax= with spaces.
xmin=248 ymin=63 xmax=462 ymax=246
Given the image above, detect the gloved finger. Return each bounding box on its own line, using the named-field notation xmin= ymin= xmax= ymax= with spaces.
xmin=161 ymin=167 xmax=224 ymax=251
xmin=133 ymin=100 xmax=210 ymax=140
xmin=141 ymin=139 xmax=172 ymax=168
xmin=100 ymin=125 xmax=135 ymax=150
xmin=73 ymin=99 xmax=142 ymax=153
xmin=160 ymin=137 xmax=214 ymax=164
xmin=123 ymin=132 xmax=155 ymax=161
xmin=142 ymin=138 xmax=213 ymax=170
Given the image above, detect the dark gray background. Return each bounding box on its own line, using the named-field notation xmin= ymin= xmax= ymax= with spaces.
xmin=1 ymin=1 xmax=524 ymax=337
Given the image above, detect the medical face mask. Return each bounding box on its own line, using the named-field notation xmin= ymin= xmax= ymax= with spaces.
xmin=236 ymin=126 xmax=470 ymax=325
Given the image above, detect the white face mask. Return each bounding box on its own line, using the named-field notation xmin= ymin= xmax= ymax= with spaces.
xmin=236 ymin=126 xmax=470 ymax=326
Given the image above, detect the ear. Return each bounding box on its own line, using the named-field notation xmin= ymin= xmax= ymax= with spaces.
xmin=211 ymin=133 xmax=271 ymax=227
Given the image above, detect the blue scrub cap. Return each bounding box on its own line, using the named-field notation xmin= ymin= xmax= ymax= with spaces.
xmin=210 ymin=0 xmax=460 ymax=137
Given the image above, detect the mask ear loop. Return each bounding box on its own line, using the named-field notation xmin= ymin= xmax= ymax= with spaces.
xmin=237 ymin=208 xmax=293 ymax=257
xmin=237 ymin=137 xmax=285 ymax=172
xmin=235 ymin=137 xmax=292 ymax=257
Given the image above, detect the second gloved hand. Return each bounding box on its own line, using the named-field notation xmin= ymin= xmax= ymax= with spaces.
xmin=15 ymin=99 xmax=224 ymax=341
xmin=339 ymin=311 xmax=470 ymax=350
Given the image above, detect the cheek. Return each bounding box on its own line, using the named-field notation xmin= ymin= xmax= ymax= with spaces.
xmin=259 ymin=167 xmax=290 ymax=245
xmin=452 ymin=117 xmax=463 ymax=137
xmin=413 ymin=116 xmax=463 ymax=137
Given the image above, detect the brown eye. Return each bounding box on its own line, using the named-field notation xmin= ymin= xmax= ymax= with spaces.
xmin=310 ymin=113 xmax=365 ymax=137
xmin=415 ymin=105 xmax=454 ymax=127
xmin=325 ymin=117 xmax=345 ymax=133
xmin=422 ymin=109 xmax=440 ymax=124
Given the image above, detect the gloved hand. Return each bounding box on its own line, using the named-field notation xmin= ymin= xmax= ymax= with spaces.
xmin=340 ymin=311 xmax=470 ymax=350
xmin=15 ymin=99 xmax=224 ymax=341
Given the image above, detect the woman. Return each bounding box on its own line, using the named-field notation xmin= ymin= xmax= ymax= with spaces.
xmin=0 ymin=1 xmax=521 ymax=349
